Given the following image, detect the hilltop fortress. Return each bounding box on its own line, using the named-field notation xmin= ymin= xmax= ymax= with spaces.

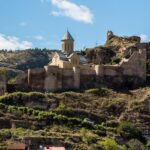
xmin=16 ymin=31 xmax=147 ymax=91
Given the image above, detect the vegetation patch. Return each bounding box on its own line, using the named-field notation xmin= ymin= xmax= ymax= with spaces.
xmin=85 ymin=87 xmax=109 ymax=96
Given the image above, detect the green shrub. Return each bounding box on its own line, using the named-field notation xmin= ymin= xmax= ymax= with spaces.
xmin=81 ymin=128 xmax=98 ymax=144
xmin=57 ymin=102 xmax=66 ymax=110
xmin=117 ymin=121 xmax=144 ymax=142
xmin=0 ymin=67 xmax=8 ymax=76
xmin=126 ymin=139 xmax=145 ymax=150
xmin=0 ymin=103 xmax=6 ymax=109
xmin=0 ymin=92 xmax=46 ymax=108
xmin=8 ymin=77 xmax=17 ymax=84
xmin=0 ymin=142 xmax=7 ymax=150
xmin=63 ymin=91 xmax=77 ymax=97
xmin=0 ymin=129 xmax=11 ymax=141
xmin=98 ymin=138 xmax=119 ymax=150
xmin=28 ymin=92 xmax=45 ymax=100
xmin=12 ymin=128 xmax=28 ymax=137
xmin=0 ymin=92 xmax=27 ymax=105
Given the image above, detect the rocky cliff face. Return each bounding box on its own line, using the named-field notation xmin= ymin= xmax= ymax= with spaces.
xmin=85 ymin=46 xmax=116 ymax=64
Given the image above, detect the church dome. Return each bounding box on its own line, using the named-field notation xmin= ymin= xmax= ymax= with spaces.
xmin=62 ymin=31 xmax=74 ymax=41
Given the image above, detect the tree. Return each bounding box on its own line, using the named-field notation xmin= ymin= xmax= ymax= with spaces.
xmin=127 ymin=139 xmax=145 ymax=150
xmin=117 ymin=121 xmax=144 ymax=142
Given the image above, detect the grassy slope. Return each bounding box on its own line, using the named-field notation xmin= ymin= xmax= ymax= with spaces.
xmin=0 ymin=87 xmax=149 ymax=149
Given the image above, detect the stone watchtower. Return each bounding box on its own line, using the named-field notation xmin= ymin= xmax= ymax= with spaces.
xmin=107 ymin=31 xmax=114 ymax=40
xmin=61 ymin=30 xmax=74 ymax=55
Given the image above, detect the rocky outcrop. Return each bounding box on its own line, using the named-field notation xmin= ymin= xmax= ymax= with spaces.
xmin=85 ymin=31 xmax=143 ymax=65
xmin=85 ymin=46 xmax=115 ymax=64
xmin=106 ymin=31 xmax=141 ymax=48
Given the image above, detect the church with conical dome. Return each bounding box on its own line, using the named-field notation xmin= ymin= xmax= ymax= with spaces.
xmin=50 ymin=30 xmax=86 ymax=68
xmin=17 ymin=30 xmax=90 ymax=92
xmin=61 ymin=30 xmax=74 ymax=55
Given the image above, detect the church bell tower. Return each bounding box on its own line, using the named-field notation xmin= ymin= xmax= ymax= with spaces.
xmin=61 ymin=30 xmax=74 ymax=55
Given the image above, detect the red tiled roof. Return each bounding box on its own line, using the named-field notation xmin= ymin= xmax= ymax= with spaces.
xmin=44 ymin=147 xmax=65 ymax=150
xmin=7 ymin=143 xmax=26 ymax=150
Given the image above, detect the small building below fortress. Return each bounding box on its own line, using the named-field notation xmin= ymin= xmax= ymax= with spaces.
xmin=16 ymin=31 xmax=147 ymax=91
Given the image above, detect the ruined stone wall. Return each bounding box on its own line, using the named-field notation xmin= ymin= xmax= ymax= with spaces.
xmin=120 ymin=49 xmax=146 ymax=80
xmin=93 ymin=48 xmax=147 ymax=88
xmin=136 ymin=42 xmax=150 ymax=58
xmin=95 ymin=49 xmax=146 ymax=81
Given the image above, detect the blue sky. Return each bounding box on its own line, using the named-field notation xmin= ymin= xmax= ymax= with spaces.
xmin=0 ymin=0 xmax=150 ymax=50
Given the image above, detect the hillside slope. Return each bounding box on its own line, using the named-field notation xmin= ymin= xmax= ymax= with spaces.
xmin=0 ymin=49 xmax=52 ymax=81
xmin=0 ymin=49 xmax=51 ymax=70
xmin=0 ymin=87 xmax=149 ymax=149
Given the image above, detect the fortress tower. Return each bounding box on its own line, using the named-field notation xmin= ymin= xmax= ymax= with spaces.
xmin=61 ymin=30 xmax=74 ymax=55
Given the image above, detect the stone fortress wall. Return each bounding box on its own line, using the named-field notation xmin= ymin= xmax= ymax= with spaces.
xmin=17 ymin=48 xmax=146 ymax=91
xmin=16 ymin=31 xmax=147 ymax=92
xmin=95 ymin=48 xmax=146 ymax=79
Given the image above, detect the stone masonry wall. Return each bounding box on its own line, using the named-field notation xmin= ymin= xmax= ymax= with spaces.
xmin=95 ymin=49 xmax=146 ymax=81
xmin=15 ymin=48 xmax=146 ymax=92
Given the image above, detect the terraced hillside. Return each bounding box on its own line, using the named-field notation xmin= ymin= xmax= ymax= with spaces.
xmin=0 ymin=87 xmax=150 ymax=149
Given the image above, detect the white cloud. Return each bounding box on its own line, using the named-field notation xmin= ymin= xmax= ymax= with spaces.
xmin=0 ymin=34 xmax=33 ymax=50
xmin=140 ymin=34 xmax=149 ymax=42
xmin=51 ymin=11 xmax=60 ymax=16
xmin=34 ymin=35 xmax=44 ymax=41
xmin=50 ymin=0 xmax=93 ymax=24
xmin=19 ymin=22 xmax=27 ymax=27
